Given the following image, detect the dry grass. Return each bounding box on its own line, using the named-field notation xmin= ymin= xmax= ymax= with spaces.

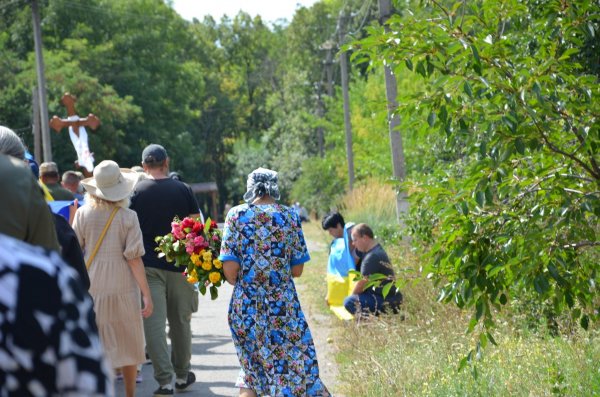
xmin=340 ymin=179 xmax=398 ymax=232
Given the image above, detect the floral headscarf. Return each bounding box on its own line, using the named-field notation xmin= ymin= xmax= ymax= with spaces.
xmin=243 ymin=167 xmax=281 ymax=203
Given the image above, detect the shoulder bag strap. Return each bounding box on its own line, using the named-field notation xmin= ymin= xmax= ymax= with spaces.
xmin=86 ymin=207 xmax=119 ymax=270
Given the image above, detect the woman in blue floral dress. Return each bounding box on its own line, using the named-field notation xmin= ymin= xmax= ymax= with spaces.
xmin=219 ymin=168 xmax=330 ymax=397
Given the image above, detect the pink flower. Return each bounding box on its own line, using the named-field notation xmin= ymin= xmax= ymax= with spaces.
xmin=171 ymin=223 xmax=185 ymax=240
xmin=185 ymin=240 xmax=195 ymax=254
xmin=194 ymin=235 xmax=209 ymax=249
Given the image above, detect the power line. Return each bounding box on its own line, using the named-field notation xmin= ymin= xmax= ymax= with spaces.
xmin=349 ymin=0 xmax=374 ymax=36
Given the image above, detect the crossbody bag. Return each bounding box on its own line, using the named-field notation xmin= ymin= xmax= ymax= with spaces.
xmin=85 ymin=207 xmax=119 ymax=270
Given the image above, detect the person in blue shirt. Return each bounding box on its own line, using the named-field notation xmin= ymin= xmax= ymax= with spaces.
xmin=321 ymin=212 xmax=357 ymax=307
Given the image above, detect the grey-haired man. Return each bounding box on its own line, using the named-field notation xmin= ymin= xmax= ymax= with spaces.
xmin=130 ymin=144 xmax=200 ymax=396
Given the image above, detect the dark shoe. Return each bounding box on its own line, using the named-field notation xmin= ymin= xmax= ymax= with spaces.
xmin=153 ymin=384 xmax=173 ymax=396
xmin=175 ymin=371 xmax=196 ymax=391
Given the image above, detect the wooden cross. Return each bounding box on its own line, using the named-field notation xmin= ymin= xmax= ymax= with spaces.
xmin=49 ymin=92 xmax=101 ymax=135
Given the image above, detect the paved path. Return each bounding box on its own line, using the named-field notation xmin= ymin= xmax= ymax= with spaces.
xmin=115 ymin=229 xmax=340 ymax=396
xmin=115 ymin=283 xmax=239 ymax=396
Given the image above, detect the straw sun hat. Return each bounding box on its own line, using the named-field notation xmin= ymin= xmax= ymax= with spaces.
xmin=81 ymin=160 xmax=137 ymax=202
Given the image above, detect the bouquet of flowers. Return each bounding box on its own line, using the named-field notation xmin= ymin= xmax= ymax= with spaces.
xmin=155 ymin=216 xmax=224 ymax=300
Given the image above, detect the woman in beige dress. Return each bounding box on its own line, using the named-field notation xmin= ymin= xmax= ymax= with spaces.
xmin=73 ymin=160 xmax=153 ymax=397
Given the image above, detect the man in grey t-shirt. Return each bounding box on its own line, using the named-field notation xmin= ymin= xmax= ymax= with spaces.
xmin=343 ymin=223 xmax=402 ymax=315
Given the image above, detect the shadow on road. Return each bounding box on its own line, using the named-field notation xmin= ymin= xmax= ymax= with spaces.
xmin=115 ymin=284 xmax=240 ymax=396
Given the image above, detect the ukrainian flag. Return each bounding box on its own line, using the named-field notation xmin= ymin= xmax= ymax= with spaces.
xmin=326 ymin=223 xmax=356 ymax=320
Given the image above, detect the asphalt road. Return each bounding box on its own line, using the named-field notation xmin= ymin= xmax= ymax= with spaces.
xmin=115 ymin=282 xmax=239 ymax=396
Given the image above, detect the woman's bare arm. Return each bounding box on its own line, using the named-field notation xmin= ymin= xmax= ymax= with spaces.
xmin=127 ymin=257 xmax=153 ymax=318
xmin=223 ymin=260 xmax=240 ymax=285
xmin=291 ymin=264 xmax=304 ymax=278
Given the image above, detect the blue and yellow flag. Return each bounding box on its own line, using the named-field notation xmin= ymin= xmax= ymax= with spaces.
xmin=326 ymin=223 xmax=356 ymax=320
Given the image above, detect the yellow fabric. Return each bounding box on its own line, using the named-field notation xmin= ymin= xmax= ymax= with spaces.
xmin=348 ymin=275 xmax=358 ymax=296
xmin=326 ymin=274 xmax=350 ymax=307
xmin=327 ymin=274 xmax=358 ymax=320
xmin=330 ymin=305 xmax=354 ymax=321
xmin=38 ymin=181 xmax=54 ymax=201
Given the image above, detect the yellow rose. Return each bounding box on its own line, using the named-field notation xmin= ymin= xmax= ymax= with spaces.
xmin=190 ymin=254 xmax=201 ymax=266
xmin=212 ymin=259 xmax=222 ymax=269
xmin=187 ymin=275 xmax=198 ymax=284
xmin=201 ymin=261 xmax=212 ymax=271
xmin=209 ymin=271 xmax=221 ymax=284
xmin=202 ymin=251 xmax=213 ymax=261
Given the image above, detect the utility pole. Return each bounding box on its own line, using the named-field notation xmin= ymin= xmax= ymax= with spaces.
xmin=378 ymin=0 xmax=408 ymax=217
xmin=321 ymin=40 xmax=335 ymax=97
xmin=315 ymin=85 xmax=324 ymax=157
xmin=316 ymin=39 xmax=336 ymax=159
xmin=31 ymin=0 xmax=52 ymax=162
xmin=32 ymin=86 xmax=41 ymax=161
xmin=338 ymin=9 xmax=355 ymax=191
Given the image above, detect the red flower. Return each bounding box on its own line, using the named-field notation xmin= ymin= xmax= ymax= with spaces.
xmin=192 ymin=221 xmax=202 ymax=233
xmin=181 ymin=217 xmax=195 ymax=233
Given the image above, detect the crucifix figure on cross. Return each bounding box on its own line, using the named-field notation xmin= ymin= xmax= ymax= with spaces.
xmin=49 ymin=92 xmax=100 ymax=173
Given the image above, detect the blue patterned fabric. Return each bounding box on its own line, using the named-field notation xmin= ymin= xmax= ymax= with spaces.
xmin=219 ymin=203 xmax=330 ymax=396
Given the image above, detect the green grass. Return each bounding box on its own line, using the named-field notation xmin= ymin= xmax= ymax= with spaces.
xmin=333 ymin=308 xmax=600 ymax=396
xmin=295 ymin=184 xmax=600 ymax=397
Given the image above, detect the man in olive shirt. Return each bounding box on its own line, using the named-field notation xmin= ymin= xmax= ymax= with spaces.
xmin=39 ymin=162 xmax=75 ymax=201
xmin=0 ymin=127 xmax=87 ymax=289
xmin=0 ymin=154 xmax=60 ymax=251
xmin=344 ymin=223 xmax=403 ymax=315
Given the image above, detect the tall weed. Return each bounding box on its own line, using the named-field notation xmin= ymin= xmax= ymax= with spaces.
xmin=340 ymin=179 xmax=401 ymax=243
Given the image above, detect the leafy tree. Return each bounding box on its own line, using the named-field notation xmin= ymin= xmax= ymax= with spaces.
xmin=226 ymin=138 xmax=272 ymax=203
xmin=284 ymin=0 xmax=341 ymax=87
xmin=1 ymin=0 xmax=212 ymax=178
xmin=355 ymin=0 xmax=600 ymax=364
xmin=217 ymin=12 xmax=280 ymax=135
xmin=0 ymin=35 xmax=141 ymax=172
xmin=291 ymin=156 xmax=346 ymax=217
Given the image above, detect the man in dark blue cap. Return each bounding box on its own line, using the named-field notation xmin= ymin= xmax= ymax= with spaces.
xmin=130 ymin=144 xmax=200 ymax=396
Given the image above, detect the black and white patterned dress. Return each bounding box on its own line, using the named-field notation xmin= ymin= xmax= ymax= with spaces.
xmin=0 ymin=233 xmax=113 ymax=397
